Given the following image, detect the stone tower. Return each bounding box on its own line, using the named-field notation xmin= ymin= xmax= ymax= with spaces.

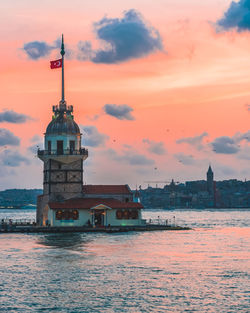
xmin=207 ymin=165 xmax=214 ymax=196
xmin=36 ymin=35 xmax=88 ymax=225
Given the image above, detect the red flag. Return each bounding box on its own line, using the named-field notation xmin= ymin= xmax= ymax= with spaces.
xmin=50 ymin=58 xmax=62 ymax=69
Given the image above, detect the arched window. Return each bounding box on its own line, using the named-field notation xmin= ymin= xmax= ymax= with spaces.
xmin=55 ymin=209 xmax=79 ymax=220
xmin=115 ymin=209 xmax=139 ymax=220
xmin=116 ymin=210 xmax=123 ymax=219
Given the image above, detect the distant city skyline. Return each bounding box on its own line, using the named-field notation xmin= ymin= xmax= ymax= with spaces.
xmin=0 ymin=0 xmax=249 ymax=190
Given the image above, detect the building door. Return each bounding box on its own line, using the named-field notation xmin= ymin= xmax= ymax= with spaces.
xmin=57 ymin=141 xmax=64 ymax=155
xmin=70 ymin=140 xmax=75 ymax=154
xmin=94 ymin=210 xmax=104 ymax=227
xmin=48 ymin=140 xmax=51 ymax=154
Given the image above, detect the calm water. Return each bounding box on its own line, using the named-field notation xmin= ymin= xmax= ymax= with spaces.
xmin=0 ymin=209 xmax=249 ymax=313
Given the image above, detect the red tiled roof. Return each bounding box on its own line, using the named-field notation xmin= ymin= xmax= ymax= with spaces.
xmin=83 ymin=185 xmax=132 ymax=195
xmin=49 ymin=197 xmax=143 ymax=210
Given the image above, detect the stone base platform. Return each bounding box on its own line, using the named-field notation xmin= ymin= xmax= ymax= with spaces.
xmin=0 ymin=225 xmax=191 ymax=233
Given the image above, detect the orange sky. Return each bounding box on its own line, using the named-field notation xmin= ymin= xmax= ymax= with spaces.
xmin=0 ymin=0 xmax=249 ymax=189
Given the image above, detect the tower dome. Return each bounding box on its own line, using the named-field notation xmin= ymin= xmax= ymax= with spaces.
xmin=46 ymin=114 xmax=80 ymax=135
xmin=43 ymin=103 xmax=83 ymax=158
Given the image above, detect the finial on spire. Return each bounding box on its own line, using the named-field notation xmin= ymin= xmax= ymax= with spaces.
xmin=207 ymin=164 xmax=213 ymax=175
xmin=61 ymin=34 xmax=65 ymax=57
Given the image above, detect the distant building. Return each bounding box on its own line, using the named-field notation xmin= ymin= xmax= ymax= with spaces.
xmin=207 ymin=165 xmax=214 ymax=196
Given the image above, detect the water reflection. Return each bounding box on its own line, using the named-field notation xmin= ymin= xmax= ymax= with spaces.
xmin=37 ymin=233 xmax=90 ymax=250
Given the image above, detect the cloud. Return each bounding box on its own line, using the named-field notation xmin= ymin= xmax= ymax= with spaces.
xmin=0 ymin=110 xmax=32 ymax=124
xmin=103 ymin=104 xmax=135 ymax=120
xmin=174 ymin=153 xmax=195 ymax=165
xmin=23 ymin=41 xmax=55 ymax=60
xmin=81 ymin=125 xmax=109 ymax=147
xmin=211 ymin=136 xmax=240 ymax=154
xmin=217 ymin=0 xmax=250 ymax=32
xmin=210 ymin=131 xmax=250 ymax=155
xmin=125 ymin=152 xmax=155 ymax=166
xmin=176 ymin=132 xmax=208 ymax=151
xmin=237 ymin=145 xmax=250 ymax=160
xmin=22 ymin=38 xmax=73 ymax=60
xmin=0 ymin=150 xmax=30 ymax=167
xmin=23 ymin=10 xmax=162 ymax=64
xmin=233 ymin=130 xmax=250 ymax=142
xmin=78 ymin=9 xmax=163 ymax=64
xmin=27 ymin=135 xmax=43 ymax=154
xmin=78 ymin=41 xmax=96 ymax=61
xmin=0 ymin=128 xmax=20 ymax=146
xmin=107 ymin=147 xmax=155 ymax=166
xmin=143 ymin=139 xmax=166 ymax=155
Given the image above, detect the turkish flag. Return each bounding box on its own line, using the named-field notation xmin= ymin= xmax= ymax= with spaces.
xmin=50 ymin=59 xmax=62 ymax=69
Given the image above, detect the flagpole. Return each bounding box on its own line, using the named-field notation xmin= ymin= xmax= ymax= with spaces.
xmin=61 ymin=34 xmax=65 ymax=103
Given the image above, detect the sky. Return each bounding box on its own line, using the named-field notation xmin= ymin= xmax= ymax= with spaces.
xmin=0 ymin=0 xmax=250 ymax=190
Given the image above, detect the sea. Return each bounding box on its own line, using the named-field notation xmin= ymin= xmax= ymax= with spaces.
xmin=0 ymin=209 xmax=249 ymax=313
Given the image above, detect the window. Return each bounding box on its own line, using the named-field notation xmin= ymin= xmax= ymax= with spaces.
xmin=123 ymin=210 xmax=129 ymax=219
xmin=70 ymin=141 xmax=75 ymax=154
xmin=55 ymin=209 xmax=79 ymax=220
xmin=116 ymin=209 xmax=138 ymax=220
xmin=116 ymin=210 xmax=123 ymax=219
xmin=48 ymin=141 xmax=51 ymax=154
xmin=57 ymin=141 xmax=63 ymax=155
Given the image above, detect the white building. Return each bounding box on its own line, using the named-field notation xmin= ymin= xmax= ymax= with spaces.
xmin=41 ymin=185 xmax=143 ymax=227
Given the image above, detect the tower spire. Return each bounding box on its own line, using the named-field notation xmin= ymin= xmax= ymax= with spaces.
xmin=60 ymin=34 xmax=65 ymax=105
xmin=52 ymin=34 xmax=73 ymax=117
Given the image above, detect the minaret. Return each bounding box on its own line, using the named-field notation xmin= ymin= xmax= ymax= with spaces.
xmin=36 ymin=35 xmax=88 ymax=226
xmin=207 ymin=165 xmax=214 ymax=195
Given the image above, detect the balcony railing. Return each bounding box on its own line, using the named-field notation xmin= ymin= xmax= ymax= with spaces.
xmin=53 ymin=104 xmax=73 ymax=114
xmin=37 ymin=148 xmax=88 ymax=157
